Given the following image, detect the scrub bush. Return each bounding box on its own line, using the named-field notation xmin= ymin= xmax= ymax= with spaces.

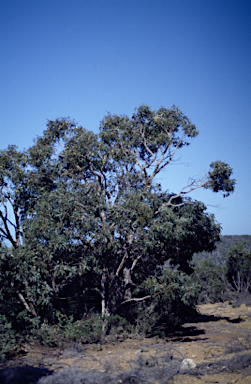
xmin=0 ymin=315 xmax=19 ymax=361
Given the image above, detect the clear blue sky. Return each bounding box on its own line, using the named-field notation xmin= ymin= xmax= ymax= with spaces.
xmin=1 ymin=0 xmax=250 ymax=235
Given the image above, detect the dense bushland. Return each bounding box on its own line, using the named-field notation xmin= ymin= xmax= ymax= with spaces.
xmin=192 ymin=239 xmax=251 ymax=304
xmin=192 ymin=235 xmax=251 ymax=266
xmin=0 ymin=105 xmax=235 ymax=360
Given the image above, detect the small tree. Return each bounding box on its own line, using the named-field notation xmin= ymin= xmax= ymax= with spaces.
xmin=226 ymin=242 xmax=251 ymax=294
xmin=191 ymin=258 xmax=227 ymax=303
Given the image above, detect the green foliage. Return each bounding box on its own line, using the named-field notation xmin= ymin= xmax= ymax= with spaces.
xmin=136 ymin=265 xmax=200 ymax=335
xmin=27 ymin=312 xmax=132 ymax=346
xmin=0 ymin=105 xmax=235 ymax=346
xmin=28 ymin=317 xmax=61 ymax=347
xmin=27 ymin=313 xmax=102 ymax=347
xmin=226 ymin=242 xmax=251 ymax=293
xmin=191 ymin=259 xmax=227 ymax=303
xmin=192 ymin=235 xmax=251 ymax=267
xmin=191 ymin=240 xmax=251 ymax=304
xmin=62 ymin=314 xmax=104 ymax=343
xmin=0 ymin=315 xmax=19 ymax=361
xmin=206 ymin=161 xmax=235 ymax=197
xmin=147 ymin=200 xmax=221 ymax=273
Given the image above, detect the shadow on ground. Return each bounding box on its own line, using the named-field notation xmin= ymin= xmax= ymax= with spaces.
xmin=1 ymin=304 xmax=251 ymax=383
xmin=0 ymin=365 xmax=52 ymax=384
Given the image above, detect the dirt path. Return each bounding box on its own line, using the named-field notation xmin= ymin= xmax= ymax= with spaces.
xmin=2 ymin=302 xmax=251 ymax=383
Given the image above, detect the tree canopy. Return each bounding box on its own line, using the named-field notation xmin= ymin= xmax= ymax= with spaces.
xmin=0 ymin=105 xmax=235 ymax=331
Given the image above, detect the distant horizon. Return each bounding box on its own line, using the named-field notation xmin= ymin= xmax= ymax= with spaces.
xmin=220 ymin=234 xmax=251 ymax=237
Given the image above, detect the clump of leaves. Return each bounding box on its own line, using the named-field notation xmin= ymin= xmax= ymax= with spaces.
xmin=134 ymin=265 xmax=200 ymax=336
xmin=27 ymin=312 xmax=132 ymax=347
xmin=226 ymin=241 xmax=251 ymax=294
xmin=62 ymin=313 xmax=103 ymax=343
xmin=191 ymin=258 xmax=227 ymax=303
xmin=27 ymin=316 xmax=62 ymax=347
xmin=0 ymin=314 xmax=19 ymax=361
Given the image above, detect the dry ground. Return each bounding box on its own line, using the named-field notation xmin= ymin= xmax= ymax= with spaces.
xmin=2 ymin=302 xmax=251 ymax=383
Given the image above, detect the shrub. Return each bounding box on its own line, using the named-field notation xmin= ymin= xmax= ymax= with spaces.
xmin=135 ymin=265 xmax=200 ymax=336
xmin=27 ymin=312 xmax=131 ymax=347
xmin=0 ymin=314 xmax=19 ymax=361
xmin=226 ymin=242 xmax=251 ymax=294
xmin=63 ymin=313 xmax=103 ymax=343
xmin=191 ymin=258 xmax=227 ymax=303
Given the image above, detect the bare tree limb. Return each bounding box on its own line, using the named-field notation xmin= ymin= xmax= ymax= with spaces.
xmin=119 ymin=295 xmax=152 ymax=306
xmin=115 ymin=252 xmax=128 ymax=277
xmin=155 ymin=172 xmax=210 ymax=214
xmin=131 ymin=254 xmax=142 ymax=272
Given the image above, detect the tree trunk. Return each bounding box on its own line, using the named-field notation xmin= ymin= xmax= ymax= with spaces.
xmin=101 ymin=268 xmax=110 ymax=317
xmin=16 ymin=290 xmax=37 ymax=317
xmin=123 ymin=266 xmax=132 ymax=301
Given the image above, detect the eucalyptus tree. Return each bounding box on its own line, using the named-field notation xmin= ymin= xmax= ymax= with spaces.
xmin=0 ymin=105 xmax=235 ymax=323
xmin=20 ymin=105 xmax=235 ymax=318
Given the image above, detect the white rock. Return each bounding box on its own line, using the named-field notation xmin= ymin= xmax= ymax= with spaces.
xmin=180 ymin=358 xmax=196 ymax=370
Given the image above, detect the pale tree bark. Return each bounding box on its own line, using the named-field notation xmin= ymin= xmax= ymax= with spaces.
xmin=101 ymin=268 xmax=110 ymax=317
xmin=0 ymin=187 xmax=37 ymax=316
xmin=11 ymin=282 xmax=37 ymax=317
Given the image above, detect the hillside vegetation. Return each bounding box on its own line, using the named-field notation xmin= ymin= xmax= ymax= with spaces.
xmin=192 ymin=235 xmax=251 ymax=304
xmin=193 ymin=235 xmax=251 ymax=266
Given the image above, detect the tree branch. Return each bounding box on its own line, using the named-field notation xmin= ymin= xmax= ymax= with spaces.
xmin=155 ymin=172 xmax=210 ymax=214
xmin=119 ymin=295 xmax=152 ymax=306
xmin=115 ymin=252 xmax=128 ymax=277
xmin=131 ymin=254 xmax=142 ymax=272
